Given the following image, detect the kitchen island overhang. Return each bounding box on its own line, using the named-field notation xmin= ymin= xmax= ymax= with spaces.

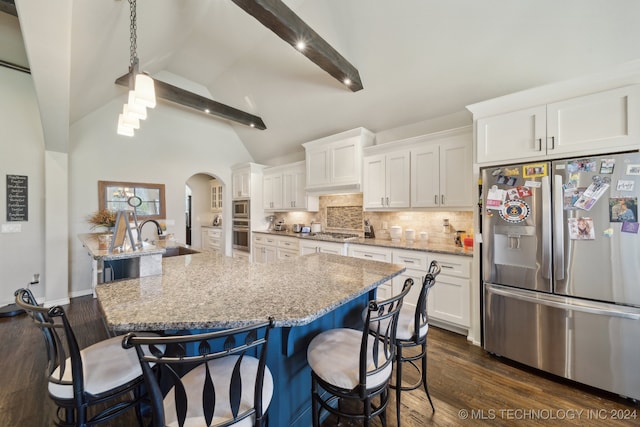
xmin=95 ymin=252 xmax=406 ymax=426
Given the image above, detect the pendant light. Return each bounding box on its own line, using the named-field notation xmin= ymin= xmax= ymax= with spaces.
xmin=117 ymin=0 xmax=156 ymax=136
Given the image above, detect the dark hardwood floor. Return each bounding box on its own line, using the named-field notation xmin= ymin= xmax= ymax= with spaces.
xmin=1 ymin=295 xmax=637 ymax=426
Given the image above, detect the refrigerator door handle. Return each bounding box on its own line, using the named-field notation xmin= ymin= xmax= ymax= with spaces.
xmin=553 ymin=174 xmax=565 ymax=280
xmin=541 ymin=175 xmax=552 ymax=279
xmin=486 ymin=284 xmax=640 ymax=320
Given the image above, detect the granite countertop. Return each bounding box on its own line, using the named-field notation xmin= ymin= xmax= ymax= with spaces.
xmin=78 ymin=232 xmax=166 ymax=261
xmin=253 ymin=230 xmax=472 ymax=257
xmin=96 ymin=252 xmax=405 ymax=332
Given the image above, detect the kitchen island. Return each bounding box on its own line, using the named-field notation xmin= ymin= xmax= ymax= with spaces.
xmin=96 ymin=251 xmax=405 ymax=426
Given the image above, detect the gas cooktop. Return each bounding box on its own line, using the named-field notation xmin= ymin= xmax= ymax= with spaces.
xmin=309 ymin=232 xmax=359 ymax=241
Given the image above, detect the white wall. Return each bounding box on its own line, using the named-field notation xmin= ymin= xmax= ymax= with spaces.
xmin=0 ymin=68 xmax=45 ymax=305
xmin=68 ymin=94 xmax=252 ymax=296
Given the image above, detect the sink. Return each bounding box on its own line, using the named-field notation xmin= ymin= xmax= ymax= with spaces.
xmin=162 ymin=246 xmax=200 ymax=257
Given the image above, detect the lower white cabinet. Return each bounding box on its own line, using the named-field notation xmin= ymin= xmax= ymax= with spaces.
xmin=299 ymin=240 xmax=346 ymax=256
xmin=201 ymin=227 xmax=223 ymax=253
xmin=427 ymin=253 xmax=471 ymax=329
xmin=391 ymin=249 xmax=429 ymax=310
xmin=253 ymin=233 xmax=300 ymax=264
xmin=348 ymin=244 xmax=393 ymax=298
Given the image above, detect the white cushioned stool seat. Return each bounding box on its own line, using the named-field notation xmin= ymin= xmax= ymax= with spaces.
xmin=49 ymin=333 xmax=158 ymax=399
xmin=307 ymin=328 xmax=393 ymax=391
xmin=163 ymin=355 xmax=274 ymax=427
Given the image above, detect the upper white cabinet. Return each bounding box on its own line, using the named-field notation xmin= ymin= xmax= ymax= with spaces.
xmin=210 ymin=179 xmax=222 ymax=212
xmin=411 ymin=135 xmax=473 ymax=208
xmin=263 ymin=161 xmax=319 ymax=212
xmin=474 ymin=85 xmax=640 ymax=164
xmin=232 ymin=167 xmax=251 ymax=199
xmin=362 ymin=127 xmax=473 ymax=210
xmin=363 ymin=151 xmax=410 ymax=209
xmin=262 ymin=172 xmax=283 ymax=210
xmin=302 ymin=127 xmax=374 ymax=193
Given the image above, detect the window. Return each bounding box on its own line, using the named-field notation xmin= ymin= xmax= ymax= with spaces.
xmin=98 ymin=181 xmax=166 ymax=220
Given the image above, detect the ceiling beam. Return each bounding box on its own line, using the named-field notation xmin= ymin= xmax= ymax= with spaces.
xmin=0 ymin=0 xmax=17 ymax=17
xmin=115 ymin=72 xmax=267 ymax=130
xmin=231 ymin=0 xmax=363 ymax=92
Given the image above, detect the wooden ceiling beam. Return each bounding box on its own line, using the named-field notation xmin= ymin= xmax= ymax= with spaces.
xmin=0 ymin=0 xmax=17 ymax=17
xmin=231 ymin=0 xmax=363 ymax=92
xmin=115 ymin=72 xmax=267 ymax=130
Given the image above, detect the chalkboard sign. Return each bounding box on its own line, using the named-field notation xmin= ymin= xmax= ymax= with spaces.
xmin=6 ymin=175 xmax=28 ymax=222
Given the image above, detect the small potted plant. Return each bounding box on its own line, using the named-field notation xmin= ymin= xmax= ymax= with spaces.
xmin=87 ymin=209 xmax=117 ymax=231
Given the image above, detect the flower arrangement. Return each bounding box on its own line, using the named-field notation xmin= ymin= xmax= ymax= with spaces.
xmin=87 ymin=209 xmax=117 ymax=229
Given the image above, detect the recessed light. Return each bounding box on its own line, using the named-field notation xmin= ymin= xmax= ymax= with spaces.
xmin=205 ymin=109 xmax=210 ymax=114
xmin=250 ymin=123 xmax=255 ymax=128
xmin=296 ymin=41 xmax=306 ymax=50
xmin=343 ymin=78 xmax=351 ymax=86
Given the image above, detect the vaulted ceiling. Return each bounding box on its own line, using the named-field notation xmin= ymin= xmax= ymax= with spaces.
xmin=4 ymin=0 xmax=640 ymax=163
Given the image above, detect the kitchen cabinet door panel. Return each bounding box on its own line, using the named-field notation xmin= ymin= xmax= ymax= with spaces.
xmin=440 ymin=141 xmax=473 ymax=207
xmin=363 ymin=154 xmax=387 ymax=209
xmin=411 ymin=145 xmax=440 ymax=208
xmin=547 ymin=85 xmax=640 ymax=155
xmin=476 ymin=106 xmax=546 ymax=164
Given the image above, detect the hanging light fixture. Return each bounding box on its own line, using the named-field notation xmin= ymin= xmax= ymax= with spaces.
xmin=117 ymin=0 xmax=156 ymax=136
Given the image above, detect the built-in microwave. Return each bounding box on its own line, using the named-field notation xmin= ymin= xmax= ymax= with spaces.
xmin=232 ymin=199 xmax=250 ymax=218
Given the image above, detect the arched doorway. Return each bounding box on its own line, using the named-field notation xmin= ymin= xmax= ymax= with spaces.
xmin=185 ymin=173 xmax=224 ymax=250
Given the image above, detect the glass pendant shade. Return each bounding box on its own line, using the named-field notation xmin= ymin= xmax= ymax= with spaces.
xmin=117 ymin=114 xmax=135 ymax=136
xmin=125 ymin=91 xmax=147 ymax=120
xmin=134 ymin=73 xmax=156 ymax=108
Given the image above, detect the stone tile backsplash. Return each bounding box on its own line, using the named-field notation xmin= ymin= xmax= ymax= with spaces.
xmin=273 ymin=192 xmax=473 ymax=247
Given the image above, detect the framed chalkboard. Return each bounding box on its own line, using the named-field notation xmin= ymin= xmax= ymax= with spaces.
xmin=6 ymin=175 xmax=28 ymax=221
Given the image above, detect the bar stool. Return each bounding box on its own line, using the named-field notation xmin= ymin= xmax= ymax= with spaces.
xmin=307 ymin=279 xmax=413 ymax=426
xmin=15 ymin=287 xmax=155 ymax=427
xmin=392 ymin=260 xmax=441 ymax=426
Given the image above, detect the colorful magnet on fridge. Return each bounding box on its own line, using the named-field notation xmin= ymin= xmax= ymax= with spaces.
xmin=603 ymin=228 xmax=614 ymax=237
xmin=621 ymin=222 xmax=639 ymax=234
xmin=499 ymin=199 xmax=530 ymax=223
xmin=523 ymin=163 xmax=547 ymax=178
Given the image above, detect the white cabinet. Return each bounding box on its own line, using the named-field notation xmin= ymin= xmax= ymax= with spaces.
xmin=348 ymin=244 xmax=393 ymax=298
xmin=427 ymin=253 xmax=471 ymax=329
xmin=252 ymin=234 xmax=277 ymax=264
xmin=475 ymin=85 xmax=640 ymax=164
xmin=252 ymin=233 xmax=299 ymax=264
xmin=391 ymin=249 xmax=429 ymax=310
xmin=411 ymin=132 xmax=473 ymax=208
xmin=263 ymin=162 xmax=318 ymax=211
xmin=363 ymin=151 xmax=410 ymax=209
xmin=302 ymin=127 xmax=374 ymax=192
xmin=262 ymin=173 xmax=283 ymax=210
xmin=201 ymin=227 xmax=223 ymax=253
xmin=299 ymin=240 xmax=346 ymax=256
xmin=276 ymin=236 xmax=299 ymax=260
xmin=232 ymin=167 xmax=251 ymax=199
xmin=210 ymin=180 xmax=222 ymax=211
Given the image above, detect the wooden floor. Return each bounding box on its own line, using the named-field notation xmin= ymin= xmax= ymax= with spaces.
xmin=1 ymin=295 xmax=637 ymax=426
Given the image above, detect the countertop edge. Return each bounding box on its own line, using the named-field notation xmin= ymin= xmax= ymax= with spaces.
xmin=252 ymin=230 xmax=473 ymax=257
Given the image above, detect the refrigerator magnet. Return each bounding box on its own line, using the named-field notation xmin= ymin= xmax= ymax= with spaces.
xmin=523 ymin=163 xmax=547 ymax=178
xmin=621 ymin=222 xmax=639 ymax=234
xmin=486 ymin=185 xmax=506 ymax=209
xmin=600 ymin=159 xmax=615 ymax=174
xmin=609 ymin=197 xmax=637 ymax=222
xmin=499 ymin=199 xmax=530 ymax=223
xmin=616 ymin=180 xmax=634 ymax=191
xmin=568 ymin=217 xmax=595 ymax=240
xmin=626 ymin=164 xmax=640 ymax=175
xmin=603 ymin=227 xmax=614 ymax=237
xmin=503 ymin=166 xmax=520 ymax=176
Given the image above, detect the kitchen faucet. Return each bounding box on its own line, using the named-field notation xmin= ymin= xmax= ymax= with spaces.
xmin=137 ymin=219 xmax=163 ymax=246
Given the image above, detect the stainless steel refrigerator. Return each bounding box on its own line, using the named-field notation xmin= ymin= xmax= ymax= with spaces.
xmin=482 ymin=151 xmax=640 ymax=401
